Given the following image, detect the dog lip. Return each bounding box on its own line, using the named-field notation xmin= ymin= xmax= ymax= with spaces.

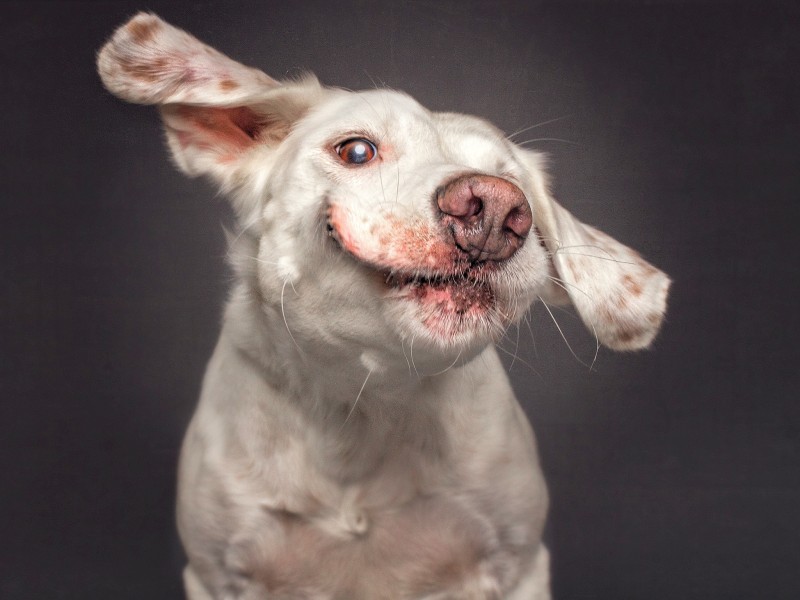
xmin=325 ymin=213 xmax=499 ymax=322
xmin=327 ymin=218 xmax=494 ymax=285
xmin=384 ymin=269 xmax=471 ymax=287
xmin=327 ymin=214 xmax=497 ymax=288
xmin=381 ymin=262 xmax=493 ymax=287
xmin=383 ymin=267 xmax=496 ymax=318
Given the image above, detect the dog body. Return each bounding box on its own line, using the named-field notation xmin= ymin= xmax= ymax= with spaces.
xmin=99 ymin=14 xmax=669 ymax=599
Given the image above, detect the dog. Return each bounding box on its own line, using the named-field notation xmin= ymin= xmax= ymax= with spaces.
xmin=98 ymin=13 xmax=670 ymax=599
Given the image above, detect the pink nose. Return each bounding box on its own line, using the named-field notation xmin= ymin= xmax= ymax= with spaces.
xmin=436 ymin=174 xmax=532 ymax=262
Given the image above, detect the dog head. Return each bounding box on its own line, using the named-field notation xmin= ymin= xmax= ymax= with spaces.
xmin=98 ymin=13 xmax=670 ymax=369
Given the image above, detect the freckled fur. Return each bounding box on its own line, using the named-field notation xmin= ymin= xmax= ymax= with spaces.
xmin=98 ymin=13 xmax=669 ymax=599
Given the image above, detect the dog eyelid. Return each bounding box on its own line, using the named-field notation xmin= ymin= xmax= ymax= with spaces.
xmin=335 ymin=138 xmax=378 ymax=165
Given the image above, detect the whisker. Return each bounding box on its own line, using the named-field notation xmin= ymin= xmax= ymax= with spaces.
xmin=516 ymin=137 xmax=581 ymax=147
xmin=428 ymin=348 xmax=463 ymax=376
xmin=513 ymin=315 xmax=522 ymax=370
xmin=554 ymin=251 xmax=637 ymax=266
xmin=540 ymin=237 xmax=637 ymax=267
xmin=394 ymin=150 xmax=401 ymax=204
xmin=523 ymin=308 xmax=538 ymax=359
xmin=249 ymin=256 xmax=281 ymax=266
xmin=546 ymin=277 xmax=601 ymax=370
xmin=362 ymin=69 xmax=384 ymax=91
xmin=538 ymin=296 xmax=592 ymax=370
xmin=589 ymin=320 xmax=601 ymax=372
xmin=342 ymin=84 xmax=385 ymax=124
xmin=400 ymin=338 xmax=412 ymax=374
xmin=507 ymin=115 xmax=572 ymax=140
xmin=223 ymin=213 xmax=262 ymax=260
xmin=409 ymin=335 xmax=420 ymax=377
xmin=342 ymin=367 xmax=373 ymax=427
xmin=378 ymin=155 xmax=388 ymax=206
xmin=495 ymin=341 xmax=540 ymax=376
xmin=281 ymin=279 xmax=306 ymax=361
xmin=547 ymin=275 xmax=592 ymax=302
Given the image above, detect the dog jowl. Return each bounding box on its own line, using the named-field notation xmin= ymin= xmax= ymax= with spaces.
xmin=98 ymin=13 xmax=670 ymax=600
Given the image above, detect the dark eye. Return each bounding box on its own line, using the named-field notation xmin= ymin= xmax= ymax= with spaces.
xmin=336 ymin=138 xmax=377 ymax=165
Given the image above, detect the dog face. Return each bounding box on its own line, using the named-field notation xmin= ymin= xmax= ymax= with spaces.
xmin=98 ymin=13 xmax=670 ymax=369
xmin=253 ymin=90 xmax=554 ymax=364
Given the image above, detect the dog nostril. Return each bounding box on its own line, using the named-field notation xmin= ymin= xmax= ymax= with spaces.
xmin=472 ymin=198 xmax=484 ymax=217
xmin=437 ymin=180 xmax=485 ymax=221
xmin=503 ymin=206 xmax=531 ymax=239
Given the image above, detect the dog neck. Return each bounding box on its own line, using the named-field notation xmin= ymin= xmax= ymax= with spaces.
xmin=220 ymin=277 xmax=473 ymax=478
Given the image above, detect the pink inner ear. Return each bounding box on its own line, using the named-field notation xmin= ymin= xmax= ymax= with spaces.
xmin=173 ymin=105 xmax=262 ymax=154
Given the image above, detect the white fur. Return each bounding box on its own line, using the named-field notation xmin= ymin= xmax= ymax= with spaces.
xmin=98 ymin=13 xmax=670 ymax=599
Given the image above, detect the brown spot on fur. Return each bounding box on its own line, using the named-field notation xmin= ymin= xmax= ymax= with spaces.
xmin=616 ymin=328 xmax=637 ymax=344
xmin=614 ymin=294 xmax=629 ymax=310
xmin=219 ymin=78 xmax=240 ymax=92
xmin=598 ymin=304 xmax=615 ymax=324
xmin=126 ymin=17 xmax=160 ymax=44
xmin=622 ymin=274 xmax=642 ymax=297
xmin=119 ymin=55 xmax=169 ymax=83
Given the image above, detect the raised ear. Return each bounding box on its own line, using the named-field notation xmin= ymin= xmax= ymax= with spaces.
xmin=97 ymin=13 xmax=325 ymax=216
xmin=519 ymin=150 xmax=671 ymax=351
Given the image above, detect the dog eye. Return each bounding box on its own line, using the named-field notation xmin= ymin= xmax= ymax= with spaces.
xmin=336 ymin=138 xmax=377 ymax=165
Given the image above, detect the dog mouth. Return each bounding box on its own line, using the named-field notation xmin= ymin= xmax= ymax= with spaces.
xmin=325 ymin=208 xmax=506 ymax=338
xmin=382 ymin=269 xmax=495 ymax=316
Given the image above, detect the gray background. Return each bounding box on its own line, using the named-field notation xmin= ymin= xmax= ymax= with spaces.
xmin=2 ymin=1 xmax=799 ymax=598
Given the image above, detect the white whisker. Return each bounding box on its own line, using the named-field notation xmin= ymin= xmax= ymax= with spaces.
xmin=495 ymin=342 xmax=539 ymax=376
xmin=547 ymin=278 xmax=601 ymax=370
xmin=428 ymin=348 xmax=463 ymax=377
xmin=523 ymin=308 xmax=538 ymax=359
xmin=538 ymin=296 xmax=592 ymax=370
xmin=224 ymin=213 xmax=263 ymax=260
xmin=547 ymin=275 xmax=592 ymax=302
xmin=409 ymin=335 xmax=420 ymax=377
xmin=400 ymin=338 xmax=412 ymax=374
xmin=507 ymin=115 xmax=572 ymax=140
xmin=342 ymin=367 xmax=373 ymax=427
xmin=516 ymin=137 xmax=581 ymax=147
xmin=554 ymin=250 xmax=636 ymax=266
xmin=281 ymin=279 xmax=306 ymax=361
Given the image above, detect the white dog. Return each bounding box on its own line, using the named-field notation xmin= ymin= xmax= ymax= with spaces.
xmin=98 ymin=13 xmax=669 ymax=599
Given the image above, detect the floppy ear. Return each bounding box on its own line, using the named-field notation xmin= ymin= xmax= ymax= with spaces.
xmin=520 ymin=150 xmax=671 ymax=351
xmin=97 ymin=13 xmax=325 ymax=219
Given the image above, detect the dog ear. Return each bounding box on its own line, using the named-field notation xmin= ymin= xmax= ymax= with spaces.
xmin=519 ymin=150 xmax=671 ymax=351
xmin=97 ymin=13 xmax=324 ymax=216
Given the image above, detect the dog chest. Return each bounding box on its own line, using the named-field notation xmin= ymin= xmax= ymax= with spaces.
xmin=234 ymin=491 xmax=532 ymax=599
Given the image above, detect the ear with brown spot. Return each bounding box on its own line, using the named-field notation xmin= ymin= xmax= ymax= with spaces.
xmin=519 ymin=149 xmax=671 ymax=351
xmin=97 ymin=12 xmax=325 ymax=217
xmin=97 ymin=12 xmax=281 ymax=107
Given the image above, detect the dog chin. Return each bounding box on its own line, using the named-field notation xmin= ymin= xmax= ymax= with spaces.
xmin=377 ymin=273 xmax=519 ymax=361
